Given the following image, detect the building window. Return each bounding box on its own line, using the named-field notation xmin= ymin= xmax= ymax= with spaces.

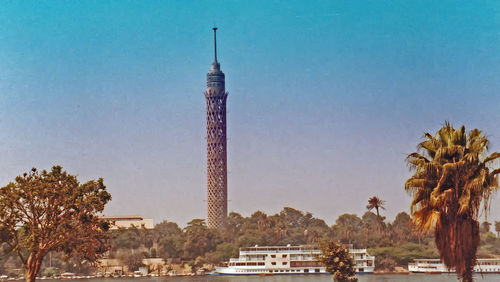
xmin=282 ymin=262 xmax=287 ymax=265
xmin=271 ymin=262 xmax=276 ymax=265
xmin=282 ymin=254 xmax=287 ymax=258
xmin=271 ymin=255 xmax=276 ymax=258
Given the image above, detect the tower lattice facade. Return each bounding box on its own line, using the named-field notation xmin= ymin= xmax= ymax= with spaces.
xmin=205 ymin=28 xmax=228 ymax=229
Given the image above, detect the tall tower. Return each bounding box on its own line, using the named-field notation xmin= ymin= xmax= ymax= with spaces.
xmin=205 ymin=27 xmax=228 ymax=229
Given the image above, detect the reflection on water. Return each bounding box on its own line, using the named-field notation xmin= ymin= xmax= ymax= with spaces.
xmin=85 ymin=274 xmax=500 ymax=282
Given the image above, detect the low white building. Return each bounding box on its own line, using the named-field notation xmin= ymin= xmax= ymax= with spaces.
xmin=101 ymin=216 xmax=154 ymax=230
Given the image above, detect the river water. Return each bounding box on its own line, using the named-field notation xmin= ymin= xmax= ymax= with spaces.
xmin=83 ymin=274 xmax=499 ymax=282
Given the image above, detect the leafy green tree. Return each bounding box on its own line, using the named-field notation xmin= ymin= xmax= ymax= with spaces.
xmin=0 ymin=166 xmax=111 ymax=282
xmin=390 ymin=212 xmax=412 ymax=242
xmin=202 ymin=242 xmax=238 ymax=264
xmin=157 ymin=236 xmax=184 ymax=259
xmin=332 ymin=214 xmax=362 ymax=245
xmin=183 ymin=219 xmax=219 ymax=260
xmin=360 ymin=212 xmax=378 ymax=247
xmin=368 ymin=242 xmax=439 ymax=267
xmin=155 ymin=221 xmax=182 ymax=237
xmin=117 ymin=250 xmax=145 ymax=272
xmin=250 ymin=211 xmax=269 ymax=232
xmin=318 ymin=240 xmax=357 ymax=282
xmin=405 ymin=122 xmax=500 ymax=282
xmin=113 ymin=229 xmax=142 ymax=250
xmin=153 ymin=220 xmax=184 ymax=259
xmin=221 ymin=212 xmax=245 ymax=242
xmin=304 ymin=229 xmax=321 ymax=244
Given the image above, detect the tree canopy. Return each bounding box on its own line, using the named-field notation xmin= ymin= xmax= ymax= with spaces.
xmin=0 ymin=166 xmax=111 ymax=282
xmin=319 ymin=240 xmax=357 ymax=282
xmin=405 ymin=122 xmax=500 ymax=282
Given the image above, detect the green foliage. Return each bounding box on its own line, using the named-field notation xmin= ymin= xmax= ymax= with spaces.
xmin=374 ymin=257 xmax=397 ymax=271
xmin=0 ymin=166 xmax=111 ymax=282
xmin=102 ymin=206 xmax=440 ymax=272
xmin=331 ymin=214 xmax=362 ymax=245
xmin=213 ymin=243 xmax=238 ymax=262
xmin=40 ymin=267 xmax=56 ymax=277
xmin=113 ymin=229 xmax=141 ymax=249
xmin=117 ymin=251 xmax=145 ymax=272
xmin=495 ymin=221 xmax=500 ymax=238
xmin=319 ymin=240 xmax=357 ymax=282
xmin=481 ymin=221 xmax=491 ymax=233
xmin=390 ymin=212 xmax=412 ymax=241
xmin=51 ymin=205 xmax=494 ymax=275
xmin=480 ymin=232 xmax=497 ymax=246
xmin=182 ymin=219 xmax=220 ymax=259
xmin=368 ymin=243 xmax=439 ymax=267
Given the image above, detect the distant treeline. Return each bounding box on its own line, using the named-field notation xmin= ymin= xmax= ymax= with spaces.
xmin=2 ymin=207 xmax=500 ymax=275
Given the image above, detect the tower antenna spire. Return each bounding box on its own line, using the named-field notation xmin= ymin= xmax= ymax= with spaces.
xmin=213 ymin=27 xmax=218 ymax=63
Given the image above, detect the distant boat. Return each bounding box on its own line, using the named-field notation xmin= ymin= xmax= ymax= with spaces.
xmin=211 ymin=245 xmax=375 ymax=275
xmin=409 ymin=258 xmax=500 ymax=273
xmin=60 ymin=272 xmax=76 ymax=279
xmin=133 ymin=271 xmax=143 ymax=278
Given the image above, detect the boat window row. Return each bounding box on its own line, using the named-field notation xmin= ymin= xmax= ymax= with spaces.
xmin=269 ymin=254 xmax=287 ymax=258
xmin=290 ymin=261 xmax=322 ymax=267
xmin=233 ymin=269 xmax=322 ymax=273
xmin=268 ymin=269 xmax=321 ymax=273
xmin=241 ymin=247 xmax=317 ymax=252
xmin=355 ymin=261 xmax=373 ymax=267
xmin=476 ymin=269 xmax=500 ymax=272
xmin=477 ymin=261 xmax=500 ymax=265
xmin=229 ymin=262 xmax=265 ymax=266
xmin=290 ymin=255 xmax=314 ymax=260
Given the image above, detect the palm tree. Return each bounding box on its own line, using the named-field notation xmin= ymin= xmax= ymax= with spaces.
xmin=366 ymin=196 xmax=385 ymax=217
xmin=405 ymin=122 xmax=500 ymax=282
xmin=481 ymin=221 xmax=491 ymax=233
xmin=495 ymin=221 xmax=500 ymax=238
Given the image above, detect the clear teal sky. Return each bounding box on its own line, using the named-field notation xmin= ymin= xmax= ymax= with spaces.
xmin=1 ymin=1 xmax=499 ymax=226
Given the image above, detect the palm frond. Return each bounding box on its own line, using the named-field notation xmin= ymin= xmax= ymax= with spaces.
xmin=412 ymin=208 xmax=440 ymax=231
xmin=405 ymin=122 xmax=500 ymax=281
xmin=484 ymin=152 xmax=500 ymax=164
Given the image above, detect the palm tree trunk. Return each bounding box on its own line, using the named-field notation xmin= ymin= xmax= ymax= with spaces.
xmin=375 ymin=208 xmax=381 ymax=234
xmin=461 ymin=262 xmax=474 ymax=282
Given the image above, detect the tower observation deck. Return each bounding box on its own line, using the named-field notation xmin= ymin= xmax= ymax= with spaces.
xmin=205 ymin=27 xmax=228 ymax=229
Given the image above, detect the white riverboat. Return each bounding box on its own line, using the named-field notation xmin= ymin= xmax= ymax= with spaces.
xmin=409 ymin=258 xmax=500 ymax=273
xmin=211 ymin=245 xmax=375 ymax=275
